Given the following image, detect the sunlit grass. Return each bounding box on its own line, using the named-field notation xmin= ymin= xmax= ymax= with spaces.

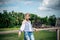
xmin=0 ymin=28 xmax=19 ymax=31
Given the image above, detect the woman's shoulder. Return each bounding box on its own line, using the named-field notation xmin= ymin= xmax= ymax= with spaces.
xmin=22 ymin=20 xmax=31 ymax=23
xmin=29 ymin=20 xmax=31 ymax=23
xmin=22 ymin=20 xmax=26 ymax=24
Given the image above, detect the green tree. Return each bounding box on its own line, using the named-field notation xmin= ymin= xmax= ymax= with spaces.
xmin=48 ymin=15 xmax=56 ymax=26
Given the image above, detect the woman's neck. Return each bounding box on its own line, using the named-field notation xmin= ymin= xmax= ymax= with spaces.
xmin=25 ymin=19 xmax=29 ymax=21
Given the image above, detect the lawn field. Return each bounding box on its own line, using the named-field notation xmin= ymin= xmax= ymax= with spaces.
xmin=0 ymin=28 xmax=19 ymax=31
xmin=0 ymin=30 xmax=57 ymax=40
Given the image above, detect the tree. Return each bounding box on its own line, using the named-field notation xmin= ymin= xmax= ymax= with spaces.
xmin=0 ymin=10 xmax=10 ymax=28
xmin=48 ymin=15 xmax=56 ymax=26
xmin=0 ymin=10 xmax=57 ymax=28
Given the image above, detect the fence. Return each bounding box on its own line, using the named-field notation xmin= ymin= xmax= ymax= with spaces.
xmin=35 ymin=27 xmax=60 ymax=40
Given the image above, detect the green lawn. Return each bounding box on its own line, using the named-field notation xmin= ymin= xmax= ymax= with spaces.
xmin=0 ymin=28 xmax=19 ymax=31
xmin=0 ymin=30 xmax=57 ymax=40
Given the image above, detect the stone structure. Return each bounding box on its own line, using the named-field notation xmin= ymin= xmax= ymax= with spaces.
xmin=55 ymin=18 xmax=60 ymax=27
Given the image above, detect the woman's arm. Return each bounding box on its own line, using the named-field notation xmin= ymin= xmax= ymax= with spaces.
xmin=18 ymin=31 xmax=21 ymax=37
xmin=18 ymin=20 xmax=25 ymax=37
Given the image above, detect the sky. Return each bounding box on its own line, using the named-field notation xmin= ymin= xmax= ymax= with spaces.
xmin=0 ymin=0 xmax=60 ymax=17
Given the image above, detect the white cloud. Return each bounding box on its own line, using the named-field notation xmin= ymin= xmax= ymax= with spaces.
xmin=0 ymin=6 xmax=20 ymax=12
xmin=38 ymin=7 xmax=47 ymax=10
xmin=0 ymin=0 xmax=33 ymax=6
xmin=0 ymin=0 xmax=21 ymax=5
xmin=23 ymin=1 xmax=33 ymax=5
xmin=38 ymin=0 xmax=60 ymax=11
xmin=38 ymin=0 xmax=50 ymax=10
xmin=42 ymin=0 xmax=50 ymax=6
xmin=38 ymin=6 xmax=54 ymax=11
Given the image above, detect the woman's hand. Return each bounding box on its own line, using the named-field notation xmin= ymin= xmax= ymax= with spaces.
xmin=33 ymin=28 xmax=37 ymax=31
xmin=18 ymin=31 xmax=21 ymax=37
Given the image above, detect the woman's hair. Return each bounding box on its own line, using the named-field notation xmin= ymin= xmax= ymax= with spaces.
xmin=24 ymin=13 xmax=30 ymax=17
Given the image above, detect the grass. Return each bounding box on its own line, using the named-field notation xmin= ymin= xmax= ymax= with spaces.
xmin=0 ymin=30 xmax=57 ymax=40
xmin=0 ymin=28 xmax=19 ymax=31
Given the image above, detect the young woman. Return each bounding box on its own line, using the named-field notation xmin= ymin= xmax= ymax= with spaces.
xmin=18 ymin=13 xmax=35 ymax=40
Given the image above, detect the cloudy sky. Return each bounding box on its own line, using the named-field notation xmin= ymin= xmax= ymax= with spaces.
xmin=0 ymin=0 xmax=60 ymax=17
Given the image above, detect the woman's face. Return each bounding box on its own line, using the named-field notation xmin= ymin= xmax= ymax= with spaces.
xmin=25 ymin=14 xmax=30 ymax=20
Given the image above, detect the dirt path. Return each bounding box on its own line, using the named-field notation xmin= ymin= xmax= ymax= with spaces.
xmin=0 ymin=30 xmax=18 ymax=34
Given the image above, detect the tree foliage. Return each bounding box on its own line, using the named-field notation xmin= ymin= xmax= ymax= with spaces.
xmin=0 ymin=10 xmax=56 ymax=28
